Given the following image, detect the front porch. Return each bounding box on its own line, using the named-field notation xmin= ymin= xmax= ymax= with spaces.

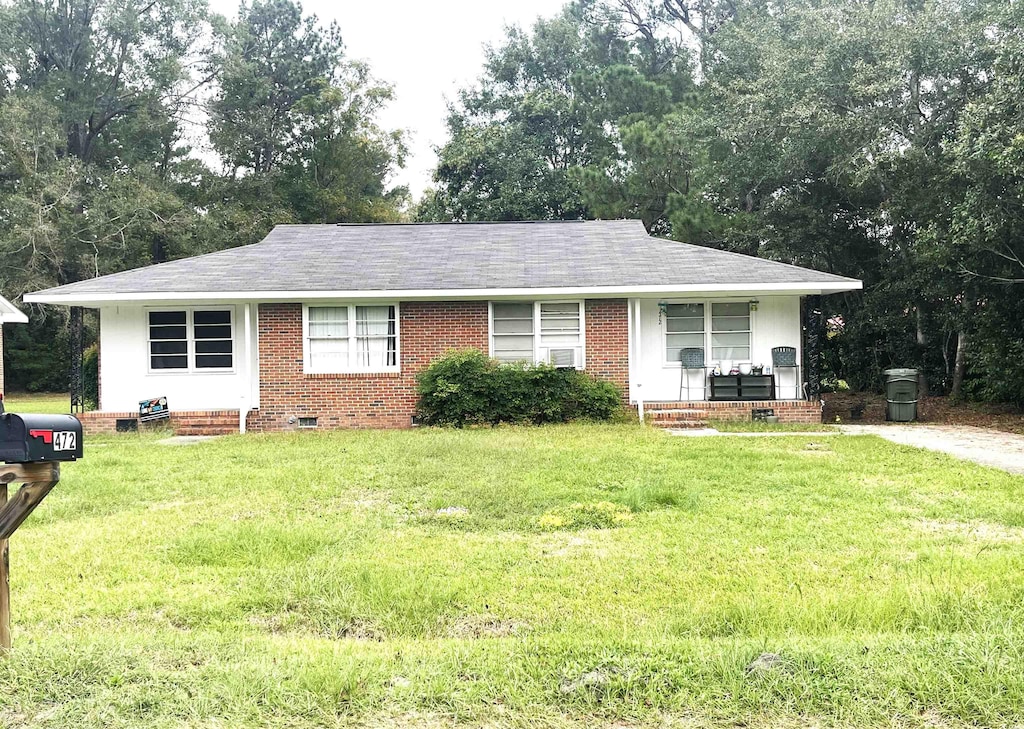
xmin=642 ymin=399 xmax=823 ymax=428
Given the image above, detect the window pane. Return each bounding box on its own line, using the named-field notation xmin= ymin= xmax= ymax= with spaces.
xmin=194 ymin=324 xmax=232 ymax=340
xmin=666 ymin=303 xmax=703 ymax=318
xmin=196 ymin=339 xmax=232 ymax=354
xmin=493 ymin=334 xmax=535 ymax=361
xmin=150 ymin=325 xmax=187 ymax=340
xmin=493 ymin=302 xmax=533 ymax=321
xmin=149 ymin=311 xmax=185 ymax=326
xmin=354 ymin=306 xmax=396 ymax=368
xmin=151 ymin=355 xmax=187 ymax=369
xmin=711 ymin=316 xmax=749 ymax=332
xmin=150 ymin=341 xmax=187 ymax=355
xmin=666 ymin=303 xmax=704 ymax=362
xmin=710 ymin=303 xmax=750 ymax=363
xmin=193 ymin=310 xmax=230 ymax=325
xmin=666 ymin=317 xmax=703 ymax=333
xmin=712 ymin=332 xmax=750 ymax=347
xmin=195 ymin=354 xmax=233 ymax=369
xmin=540 ymin=302 xmax=580 ymax=341
xmin=309 ymin=307 xmax=349 ymax=338
xmin=494 ymin=317 xmax=533 ymax=334
xmin=667 ymin=333 xmax=704 ymax=349
xmin=712 ymin=302 xmax=749 ymax=318
xmin=713 ymin=347 xmax=750 ymax=360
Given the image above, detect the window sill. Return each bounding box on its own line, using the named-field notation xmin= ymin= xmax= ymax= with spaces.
xmin=304 ymin=371 xmax=402 ymax=380
xmin=147 ymin=369 xmax=237 ymax=376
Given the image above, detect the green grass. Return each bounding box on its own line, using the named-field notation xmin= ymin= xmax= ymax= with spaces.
xmin=1 ymin=424 xmax=1023 ymax=728
xmin=708 ymin=420 xmax=838 ymax=432
xmin=1 ymin=392 xmax=71 ymax=414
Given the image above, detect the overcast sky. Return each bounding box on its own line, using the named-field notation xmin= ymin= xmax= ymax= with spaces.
xmin=208 ymin=0 xmax=569 ymax=200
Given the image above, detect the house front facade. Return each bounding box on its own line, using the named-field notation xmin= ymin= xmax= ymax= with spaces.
xmin=26 ymin=220 xmax=861 ymax=434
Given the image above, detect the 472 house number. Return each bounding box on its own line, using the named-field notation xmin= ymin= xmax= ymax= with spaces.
xmin=52 ymin=431 xmax=77 ymax=451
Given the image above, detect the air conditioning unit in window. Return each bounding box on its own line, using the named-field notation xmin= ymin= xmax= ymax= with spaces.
xmin=546 ymin=347 xmax=578 ymax=369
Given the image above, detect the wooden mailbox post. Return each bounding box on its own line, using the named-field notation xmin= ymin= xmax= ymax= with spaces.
xmin=0 ymin=395 xmax=81 ymax=653
xmin=0 ymin=462 xmax=61 ymax=652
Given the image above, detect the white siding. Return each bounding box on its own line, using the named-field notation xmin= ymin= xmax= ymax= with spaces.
xmin=98 ymin=305 xmax=259 ymax=412
xmin=629 ymin=295 xmax=802 ymax=402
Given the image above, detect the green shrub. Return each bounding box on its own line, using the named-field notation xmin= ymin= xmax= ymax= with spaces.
xmin=416 ymin=349 xmax=623 ymax=427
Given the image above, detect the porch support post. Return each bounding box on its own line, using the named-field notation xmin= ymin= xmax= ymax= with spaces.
xmin=804 ymin=295 xmax=824 ymax=401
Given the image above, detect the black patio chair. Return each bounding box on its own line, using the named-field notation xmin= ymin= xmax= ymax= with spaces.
xmin=679 ymin=347 xmax=709 ymax=401
xmin=772 ymin=346 xmax=801 ymax=400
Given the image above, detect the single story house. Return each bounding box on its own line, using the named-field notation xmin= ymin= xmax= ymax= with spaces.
xmin=25 ymin=220 xmax=861 ymax=434
xmin=0 ymin=294 xmax=29 ymax=393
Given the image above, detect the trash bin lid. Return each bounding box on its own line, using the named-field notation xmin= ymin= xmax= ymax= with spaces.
xmin=883 ymin=368 xmax=918 ymax=378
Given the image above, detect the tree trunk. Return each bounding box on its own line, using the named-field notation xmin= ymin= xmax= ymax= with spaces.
xmin=950 ymin=330 xmax=968 ymax=402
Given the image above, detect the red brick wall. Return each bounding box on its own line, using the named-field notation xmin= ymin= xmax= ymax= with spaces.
xmin=247 ymin=301 xmax=490 ymax=430
xmin=585 ymin=299 xmax=630 ymax=399
xmin=78 ymin=409 xmax=240 ymax=436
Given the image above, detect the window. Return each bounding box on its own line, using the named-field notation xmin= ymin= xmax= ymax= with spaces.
xmin=663 ymin=301 xmax=752 ymax=365
xmin=492 ymin=302 xmax=535 ymax=362
xmin=148 ymin=309 xmax=233 ymax=371
xmin=490 ymin=301 xmax=584 ymax=367
xmin=665 ymin=303 xmax=705 ymax=364
xmin=711 ymin=302 xmax=751 ymax=361
xmin=305 ymin=304 xmax=398 ymax=373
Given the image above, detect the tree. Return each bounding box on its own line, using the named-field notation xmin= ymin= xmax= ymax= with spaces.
xmin=421 ymin=5 xmax=694 ymax=225
xmin=207 ymin=0 xmax=407 ymax=225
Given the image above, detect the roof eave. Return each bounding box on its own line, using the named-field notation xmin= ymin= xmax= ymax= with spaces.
xmin=24 ymin=280 xmax=863 ymax=307
xmin=0 ymin=298 xmax=28 ymax=323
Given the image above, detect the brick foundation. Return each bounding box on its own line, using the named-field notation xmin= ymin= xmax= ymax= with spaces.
xmin=78 ymin=409 xmax=240 ymax=436
xmin=644 ymin=399 xmax=822 ymax=427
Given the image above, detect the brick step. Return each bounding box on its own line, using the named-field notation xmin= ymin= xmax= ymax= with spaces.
xmin=644 ymin=402 xmax=709 ymax=411
xmin=649 ymin=419 xmax=708 ymax=429
xmin=647 ymin=409 xmax=708 ymax=420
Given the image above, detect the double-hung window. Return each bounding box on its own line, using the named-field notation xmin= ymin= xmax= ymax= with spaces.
xmin=490 ymin=301 xmax=585 ymax=368
xmin=664 ymin=301 xmax=751 ymax=365
xmin=710 ymin=302 xmax=751 ymax=361
xmin=148 ymin=308 xmax=234 ymax=371
xmin=305 ymin=304 xmax=398 ymax=373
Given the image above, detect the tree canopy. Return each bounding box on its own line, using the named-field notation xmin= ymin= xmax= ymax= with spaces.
xmin=423 ymin=0 xmax=1024 ymax=404
xmin=0 ymin=0 xmax=407 ymax=390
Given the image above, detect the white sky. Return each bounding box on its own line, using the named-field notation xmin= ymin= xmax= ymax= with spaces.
xmin=208 ymin=0 xmax=568 ymax=200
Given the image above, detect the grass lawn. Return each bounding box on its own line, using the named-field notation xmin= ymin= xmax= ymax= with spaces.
xmin=1 ymin=425 xmax=1022 ymax=728
xmin=1 ymin=392 xmax=71 ymax=414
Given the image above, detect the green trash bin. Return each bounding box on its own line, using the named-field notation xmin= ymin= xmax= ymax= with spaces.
xmin=884 ymin=368 xmax=919 ymax=422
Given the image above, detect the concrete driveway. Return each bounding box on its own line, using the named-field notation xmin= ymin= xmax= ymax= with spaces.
xmin=839 ymin=424 xmax=1024 ymax=476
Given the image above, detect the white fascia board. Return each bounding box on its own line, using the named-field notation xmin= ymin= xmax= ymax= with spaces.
xmin=24 ymin=280 xmax=863 ymax=307
xmin=0 ymin=297 xmax=28 ymax=323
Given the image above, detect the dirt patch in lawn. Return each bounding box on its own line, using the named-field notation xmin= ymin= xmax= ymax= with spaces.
xmin=449 ymin=615 xmax=526 ymax=638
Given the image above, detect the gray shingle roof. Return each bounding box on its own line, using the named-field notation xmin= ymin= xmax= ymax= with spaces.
xmin=27 ymin=220 xmax=860 ymax=302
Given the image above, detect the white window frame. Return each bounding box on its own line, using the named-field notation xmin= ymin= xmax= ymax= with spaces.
xmin=302 ymin=303 xmax=401 ymax=374
xmin=146 ymin=306 xmax=236 ymax=374
xmin=662 ymin=299 xmax=755 ymax=368
xmin=488 ymin=300 xmax=586 ymax=369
